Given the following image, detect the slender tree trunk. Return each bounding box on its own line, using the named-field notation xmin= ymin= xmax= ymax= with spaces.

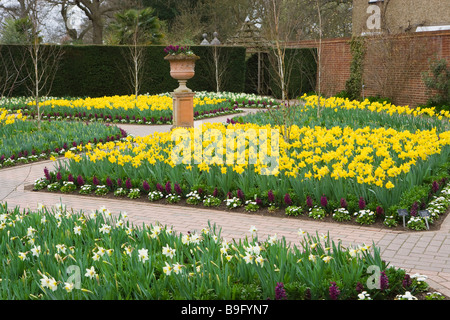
xmin=92 ymin=15 xmax=103 ymax=44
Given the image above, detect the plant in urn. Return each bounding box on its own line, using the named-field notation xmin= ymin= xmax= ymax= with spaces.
xmin=164 ymin=45 xmax=200 ymax=93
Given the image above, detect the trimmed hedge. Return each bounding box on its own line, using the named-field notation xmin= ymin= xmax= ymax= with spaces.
xmin=1 ymin=44 xmax=316 ymax=98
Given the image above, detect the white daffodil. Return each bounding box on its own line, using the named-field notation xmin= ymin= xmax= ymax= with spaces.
xmin=162 ymin=245 xmax=176 ymax=259
xmin=243 ymin=253 xmax=253 ymax=264
xmin=163 ymin=262 xmax=173 ymax=275
xmin=99 ymin=224 xmax=111 ymax=234
xmin=18 ymin=252 xmax=28 ymax=261
xmin=85 ymin=266 xmax=97 ymax=279
xmin=73 ymin=226 xmax=82 ymax=235
xmin=173 ymin=262 xmax=183 ymax=274
xmin=138 ymin=248 xmax=149 ymax=263
xmin=92 ymin=252 xmax=100 ymax=261
xmin=64 ymin=282 xmax=74 ymax=293
xmin=56 ymin=244 xmax=67 ymax=254
xmin=255 ymin=255 xmax=264 ymax=267
xmin=40 ymin=275 xmax=50 ymax=288
xmin=31 ymin=245 xmax=41 ymax=257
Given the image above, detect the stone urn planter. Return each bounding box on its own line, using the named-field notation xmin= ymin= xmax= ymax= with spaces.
xmin=164 ymin=54 xmax=200 ymax=93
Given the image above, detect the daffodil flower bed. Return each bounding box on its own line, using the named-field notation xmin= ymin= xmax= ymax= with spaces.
xmin=0 ymin=201 xmax=441 ymax=300
xmin=2 ymin=92 xmax=276 ymax=126
xmin=35 ymin=96 xmax=450 ymax=230
xmin=0 ymin=108 xmax=127 ymax=168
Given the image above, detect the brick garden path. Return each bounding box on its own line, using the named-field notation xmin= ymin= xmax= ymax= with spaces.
xmin=2 ymin=109 xmax=450 ymax=297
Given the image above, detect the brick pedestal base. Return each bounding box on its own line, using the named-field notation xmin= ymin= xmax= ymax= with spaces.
xmin=172 ymin=91 xmax=195 ymax=128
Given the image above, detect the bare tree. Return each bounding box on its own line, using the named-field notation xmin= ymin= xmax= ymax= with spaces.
xmin=0 ymin=46 xmax=28 ymax=99
xmin=25 ymin=0 xmax=63 ymax=129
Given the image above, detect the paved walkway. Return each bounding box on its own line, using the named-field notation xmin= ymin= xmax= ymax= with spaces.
xmin=3 ymin=109 xmax=450 ymax=297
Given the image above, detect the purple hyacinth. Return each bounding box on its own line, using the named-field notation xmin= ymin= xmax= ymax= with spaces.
xmin=355 ymin=282 xmax=364 ymax=293
xmin=117 ymin=178 xmax=122 ymax=187
xmin=268 ymin=190 xmax=275 ymax=203
xmin=106 ymin=177 xmax=113 ymax=188
xmin=376 ymin=206 xmax=384 ymax=216
xmin=165 ymin=181 xmax=172 ymax=194
xmin=156 ymin=183 xmax=164 ymax=193
xmin=402 ymin=274 xmax=412 ymax=288
xmin=56 ymin=171 xmax=62 ymax=181
xmin=125 ymin=178 xmax=132 ymax=189
xmin=432 ymin=181 xmax=439 ymax=193
xmin=237 ymin=189 xmax=245 ymax=201
xmin=93 ymin=176 xmax=100 ymax=185
xmin=380 ymin=271 xmax=389 ymax=291
xmin=358 ymin=197 xmax=366 ymax=210
xmin=284 ymin=193 xmax=293 ymax=206
xmin=76 ymin=175 xmax=84 ymax=186
xmin=329 ymin=282 xmax=341 ymax=300
xmin=306 ymin=196 xmax=313 ymax=208
xmin=275 ymin=282 xmax=287 ymax=300
xmin=67 ymin=174 xmax=74 ymax=182
xmin=410 ymin=202 xmax=419 ymax=217
xmin=44 ymin=167 xmax=51 ymax=181
xmin=212 ymin=187 xmax=218 ymax=197
xmin=174 ymin=183 xmax=182 ymax=195
xmin=340 ymin=198 xmax=348 ymax=208
xmin=320 ymin=195 xmax=328 ymax=208
xmin=142 ymin=180 xmax=150 ymax=192
xmin=305 ymin=288 xmax=311 ymax=300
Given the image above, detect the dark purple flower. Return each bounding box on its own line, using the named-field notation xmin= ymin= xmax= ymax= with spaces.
xmin=156 ymin=183 xmax=164 ymax=193
xmin=376 ymin=206 xmax=384 ymax=216
xmin=358 ymin=197 xmax=366 ymax=210
xmin=402 ymin=274 xmax=412 ymax=288
xmin=174 ymin=183 xmax=182 ymax=195
xmin=165 ymin=181 xmax=172 ymax=194
xmin=197 ymin=187 xmax=203 ymax=195
xmin=320 ymin=195 xmax=328 ymax=208
xmin=142 ymin=180 xmax=150 ymax=192
xmin=340 ymin=198 xmax=348 ymax=208
xmin=268 ymin=190 xmax=275 ymax=203
xmin=125 ymin=178 xmax=132 ymax=189
xmin=306 ymin=196 xmax=313 ymax=208
xmin=106 ymin=177 xmax=113 ymax=188
xmin=305 ymin=288 xmax=311 ymax=300
xmin=410 ymin=202 xmax=419 ymax=217
xmin=44 ymin=167 xmax=51 ymax=181
xmin=275 ymin=282 xmax=287 ymax=300
xmin=77 ymin=175 xmax=84 ymax=186
xmin=432 ymin=181 xmax=439 ymax=193
xmin=284 ymin=193 xmax=292 ymax=206
xmin=212 ymin=187 xmax=218 ymax=197
xmin=117 ymin=178 xmax=122 ymax=187
xmin=355 ymin=282 xmax=364 ymax=293
xmin=237 ymin=189 xmax=245 ymax=201
xmin=56 ymin=171 xmax=62 ymax=181
xmin=329 ymin=282 xmax=340 ymax=300
xmin=67 ymin=174 xmax=74 ymax=182
xmin=93 ymin=176 xmax=100 ymax=185
xmin=226 ymin=191 xmax=233 ymax=199
xmin=380 ymin=271 xmax=389 ymax=291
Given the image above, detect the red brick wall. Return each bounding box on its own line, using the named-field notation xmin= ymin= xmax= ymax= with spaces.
xmin=286 ymin=30 xmax=450 ymax=106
